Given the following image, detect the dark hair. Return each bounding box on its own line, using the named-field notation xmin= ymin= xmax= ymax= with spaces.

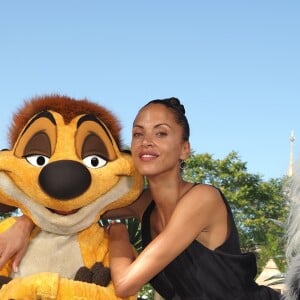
xmin=142 ymin=97 xmax=190 ymax=141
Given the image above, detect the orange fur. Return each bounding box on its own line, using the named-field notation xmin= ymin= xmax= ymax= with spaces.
xmin=9 ymin=94 xmax=122 ymax=148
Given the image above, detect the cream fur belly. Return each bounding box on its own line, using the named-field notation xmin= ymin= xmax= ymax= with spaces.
xmin=12 ymin=231 xmax=83 ymax=279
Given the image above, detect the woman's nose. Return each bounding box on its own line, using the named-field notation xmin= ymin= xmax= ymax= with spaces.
xmin=141 ymin=135 xmax=153 ymax=146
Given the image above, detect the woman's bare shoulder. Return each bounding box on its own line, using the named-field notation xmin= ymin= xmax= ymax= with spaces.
xmin=190 ymin=183 xmax=222 ymax=197
xmin=183 ymin=183 xmax=225 ymax=211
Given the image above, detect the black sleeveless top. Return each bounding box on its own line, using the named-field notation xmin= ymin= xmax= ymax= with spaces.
xmin=141 ymin=185 xmax=281 ymax=300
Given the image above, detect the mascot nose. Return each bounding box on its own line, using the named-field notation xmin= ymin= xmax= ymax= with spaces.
xmin=39 ymin=160 xmax=91 ymax=200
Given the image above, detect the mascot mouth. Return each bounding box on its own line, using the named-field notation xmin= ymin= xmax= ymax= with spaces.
xmin=47 ymin=208 xmax=80 ymax=215
xmin=0 ymin=173 xmax=134 ymax=234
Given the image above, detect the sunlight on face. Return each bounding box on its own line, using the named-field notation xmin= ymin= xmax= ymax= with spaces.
xmin=131 ymin=104 xmax=189 ymax=177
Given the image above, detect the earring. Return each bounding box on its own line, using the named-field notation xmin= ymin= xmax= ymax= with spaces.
xmin=180 ymin=160 xmax=186 ymax=170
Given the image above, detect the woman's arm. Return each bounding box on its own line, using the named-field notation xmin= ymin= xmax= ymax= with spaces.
xmin=108 ymin=185 xmax=226 ymax=297
xmin=0 ymin=215 xmax=34 ymax=271
xmin=108 ymin=219 xmax=197 ymax=297
xmin=108 ymin=223 xmax=139 ymax=295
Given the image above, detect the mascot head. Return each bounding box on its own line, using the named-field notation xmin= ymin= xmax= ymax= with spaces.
xmin=0 ymin=94 xmax=144 ymax=234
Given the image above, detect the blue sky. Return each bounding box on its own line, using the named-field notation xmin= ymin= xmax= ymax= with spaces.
xmin=0 ymin=1 xmax=299 ymax=180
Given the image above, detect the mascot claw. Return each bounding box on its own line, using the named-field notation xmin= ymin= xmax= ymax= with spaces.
xmin=75 ymin=262 xmax=111 ymax=286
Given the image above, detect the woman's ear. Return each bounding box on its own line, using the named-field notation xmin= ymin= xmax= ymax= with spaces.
xmin=180 ymin=141 xmax=190 ymax=160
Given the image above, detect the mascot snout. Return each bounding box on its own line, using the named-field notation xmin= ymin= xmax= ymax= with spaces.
xmin=39 ymin=160 xmax=91 ymax=199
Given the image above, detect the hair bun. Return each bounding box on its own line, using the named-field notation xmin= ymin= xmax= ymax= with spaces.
xmin=169 ymin=97 xmax=185 ymax=115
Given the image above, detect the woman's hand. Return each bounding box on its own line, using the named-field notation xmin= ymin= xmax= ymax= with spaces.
xmin=0 ymin=215 xmax=34 ymax=272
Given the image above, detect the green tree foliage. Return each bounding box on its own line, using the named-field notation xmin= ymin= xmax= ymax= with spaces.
xmin=183 ymin=151 xmax=287 ymax=272
xmin=125 ymin=218 xmax=155 ymax=300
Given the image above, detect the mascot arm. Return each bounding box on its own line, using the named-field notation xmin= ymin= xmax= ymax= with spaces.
xmin=0 ymin=272 xmax=137 ymax=300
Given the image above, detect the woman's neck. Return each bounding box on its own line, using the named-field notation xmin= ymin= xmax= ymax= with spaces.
xmin=147 ymin=178 xmax=192 ymax=227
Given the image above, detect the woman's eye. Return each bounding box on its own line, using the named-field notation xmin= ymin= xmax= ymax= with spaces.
xmin=133 ymin=132 xmax=143 ymax=138
xmin=26 ymin=155 xmax=49 ymax=167
xmin=156 ymin=132 xmax=167 ymax=137
xmin=83 ymin=155 xmax=107 ymax=169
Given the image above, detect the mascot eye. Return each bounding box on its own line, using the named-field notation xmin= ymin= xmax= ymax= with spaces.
xmin=26 ymin=155 xmax=49 ymax=167
xmin=83 ymin=155 xmax=107 ymax=169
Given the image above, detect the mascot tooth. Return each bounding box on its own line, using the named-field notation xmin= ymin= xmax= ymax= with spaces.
xmin=0 ymin=94 xmax=144 ymax=300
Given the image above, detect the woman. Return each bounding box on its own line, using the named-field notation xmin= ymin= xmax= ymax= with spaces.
xmin=0 ymin=98 xmax=281 ymax=299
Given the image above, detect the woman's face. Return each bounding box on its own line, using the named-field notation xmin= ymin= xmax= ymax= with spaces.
xmin=131 ymin=104 xmax=190 ymax=177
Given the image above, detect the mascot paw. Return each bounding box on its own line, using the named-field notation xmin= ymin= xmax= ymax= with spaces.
xmin=75 ymin=262 xmax=111 ymax=286
xmin=0 ymin=276 xmax=11 ymax=288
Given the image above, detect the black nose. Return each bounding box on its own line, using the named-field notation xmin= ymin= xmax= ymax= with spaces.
xmin=39 ymin=160 xmax=91 ymax=200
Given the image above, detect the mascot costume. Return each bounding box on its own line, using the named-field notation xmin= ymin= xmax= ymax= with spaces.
xmin=0 ymin=94 xmax=144 ymax=299
xmin=284 ymin=165 xmax=300 ymax=300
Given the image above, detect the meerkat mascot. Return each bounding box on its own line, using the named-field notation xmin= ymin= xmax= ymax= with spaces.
xmin=0 ymin=94 xmax=144 ymax=300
